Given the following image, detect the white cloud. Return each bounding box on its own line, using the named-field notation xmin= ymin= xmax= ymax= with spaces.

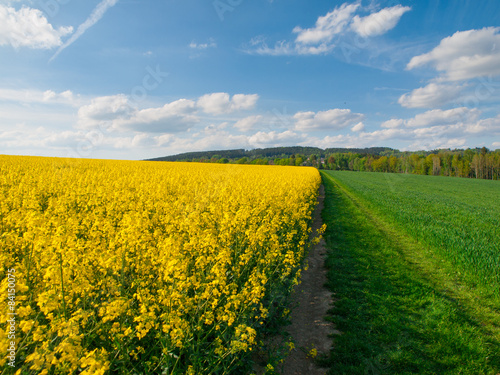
xmin=196 ymin=93 xmax=258 ymax=115
xmin=398 ymin=82 xmax=464 ymax=108
xmin=305 ymin=134 xmax=353 ymax=149
xmin=307 ymin=116 xmax=498 ymax=151
xmin=405 ymin=107 xmax=481 ymax=128
xmin=359 ymin=128 xmax=409 ymax=142
xmin=115 ymin=99 xmax=198 ymax=133
xmin=0 ymin=123 xmax=177 ymax=156
xmin=50 ymin=0 xmax=120 ymax=61
xmin=42 ymin=90 xmax=73 ymax=102
xmin=104 ymin=133 xmax=174 ymax=149
xmin=231 ymin=94 xmax=259 ymax=111
xmin=0 ymin=88 xmax=79 ymax=106
xmin=196 ymin=93 xmax=231 ymax=115
xmin=189 ymin=38 xmax=216 ymax=50
xmin=294 ymin=108 xmax=364 ymax=131
xmin=78 ymin=95 xmax=133 ymax=128
xmin=368 ymin=108 xmax=499 ymax=149
xmin=0 ymin=5 xmax=72 ymax=49
xmin=293 ymin=2 xmax=361 ymax=45
xmin=169 ymin=129 xmax=304 ymax=154
xmin=466 ymin=114 xmax=500 ymax=134
xmin=408 ymin=137 xmax=467 ymax=151
xmin=295 ymin=43 xmax=334 ymax=55
xmin=246 ymin=2 xmax=410 ymax=56
xmin=248 ymin=130 xmax=305 ymax=147
xmin=381 ymin=119 xmax=404 ymax=128
xmin=164 ymin=132 xmax=251 ymax=155
xmin=351 ymin=5 xmax=411 ymax=37
xmin=377 ymin=108 xmax=485 ymax=135
xmin=0 ymin=127 xmax=60 ymax=151
xmin=77 ymin=92 xmax=259 ymax=134
xmin=306 ymin=130 xmax=407 ymax=149
xmin=407 ymin=27 xmax=500 ymax=81
xmin=200 ymin=122 xmax=229 ymax=136
xmin=234 ymin=115 xmax=263 ymax=132
xmin=42 ymin=130 xmax=89 ymax=148
xmin=248 ymin=37 xmax=295 ymax=56
xmin=351 ymin=122 xmax=365 ymax=132
xmin=302 ymin=109 xmax=497 ymax=152
xmin=78 ymin=95 xmax=199 ymax=133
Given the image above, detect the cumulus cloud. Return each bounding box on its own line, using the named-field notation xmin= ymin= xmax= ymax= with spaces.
xmin=0 ymin=125 xmax=45 ymax=148
xmin=405 ymin=107 xmax=481 ymax=128
xmin=42 ymin=90 xmax=74 ymax=102
xmin=196 ymin=93 xmax=258 ymax=115
xmin=364 ymin=107 xmax=500 ymax=150
xmin=351 ymin=122 xmax=365 ymax=132
xmin=0 ymin=5 xmax=72 ymax=49
xmin=351 ymin=5 xmax=411 ymax=38
xmin=104 ymin=133 xmax=174 ymax=149
xmin=78 ymin=95 xmax=133 ymax=128
xmin=308 ymin=109 xmax=499 ymax=151
xmin=398 ymin=82 xmax=464 ymax=108
xmin=0 ymin=121 xmax=179 ymax=157
xmin=197 ymin=93 xmax=232 ymax=115
xmin=466 ymin=114 xmax=500 ymax=134
xmin=248 ymin=130 xmax=305 ymax=147
xmin=407 ymin=27 xmax=500 ymax=81
xmin=300 ymin=108 xmax=496 ymax=152
xmin=163 ymin=129 xmax=305 ymax=155
xmin=198 ymin=123 xmax=229 ymax=137
xmin=358 ymin=128 xmax=409 ymax=143
xmin=234 ymin=115 xmax=263 ymax=132
xmin=77 ymin=92 xmax=259 ymax=133
xmin=304 ymin=128 xmax=410 ymax=149
xmin=115 ymin=99 xmax=198 ymax=133
xmin=381 ymin=119 xmax=404 ymax=128
xmin=408 ymin=137 xmax=467 ymax=151
xmin=30 ymin=128 xmax=174 ymax=152
xmin=78 ymin=95 xmax=199 ymax=133
xmin=293 ymin=108 xmax=364 ymax=131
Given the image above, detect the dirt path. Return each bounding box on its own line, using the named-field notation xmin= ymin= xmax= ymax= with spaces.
xmin=280 ymin=184 xmax=337 ymax=375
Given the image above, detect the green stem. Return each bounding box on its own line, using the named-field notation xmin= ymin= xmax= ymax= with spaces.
xmin=59 ymin=252 xmax=67 ymax=320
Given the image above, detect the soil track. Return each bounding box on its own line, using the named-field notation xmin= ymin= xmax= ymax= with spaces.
xmin=280 ymin=184 xmax=337 ymax=375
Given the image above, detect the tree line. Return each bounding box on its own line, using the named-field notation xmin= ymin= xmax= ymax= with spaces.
xmin=322 ymin=147 xmax=500 ymax=180
xmin=149 ymin=146 xmax=500 ymax=180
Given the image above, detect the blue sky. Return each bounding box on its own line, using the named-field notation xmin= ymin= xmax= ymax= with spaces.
xmin=1 ymin=0 xmax=500 ymax=159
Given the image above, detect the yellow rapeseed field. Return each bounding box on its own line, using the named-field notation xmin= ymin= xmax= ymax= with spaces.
xmin=0 ymin=155 xmax=321 ymax=374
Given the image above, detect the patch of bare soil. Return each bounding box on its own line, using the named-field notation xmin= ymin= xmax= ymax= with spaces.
xmin=279 ymin=184 xmax=337 ymax=375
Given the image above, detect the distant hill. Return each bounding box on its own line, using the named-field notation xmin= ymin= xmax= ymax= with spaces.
xmin=147 ymin=146 xmax=396 ymax=162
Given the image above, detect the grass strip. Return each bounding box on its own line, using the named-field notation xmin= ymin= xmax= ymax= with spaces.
xmin=320 ymin=171 xmax=500 ymax=375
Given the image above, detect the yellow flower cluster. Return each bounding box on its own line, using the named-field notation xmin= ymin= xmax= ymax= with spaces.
xmin=0 ymin=155 xmax=320 ymax=374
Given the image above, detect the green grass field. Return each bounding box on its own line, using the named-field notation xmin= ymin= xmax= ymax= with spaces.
xmin=325 ymin=171 xmax=500 ymax=295
xmin=320 ymin=171 xmax=500 ymax=374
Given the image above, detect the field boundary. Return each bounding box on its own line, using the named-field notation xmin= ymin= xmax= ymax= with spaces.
xmin=279 ymin=184 xmax=336 ymax=375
